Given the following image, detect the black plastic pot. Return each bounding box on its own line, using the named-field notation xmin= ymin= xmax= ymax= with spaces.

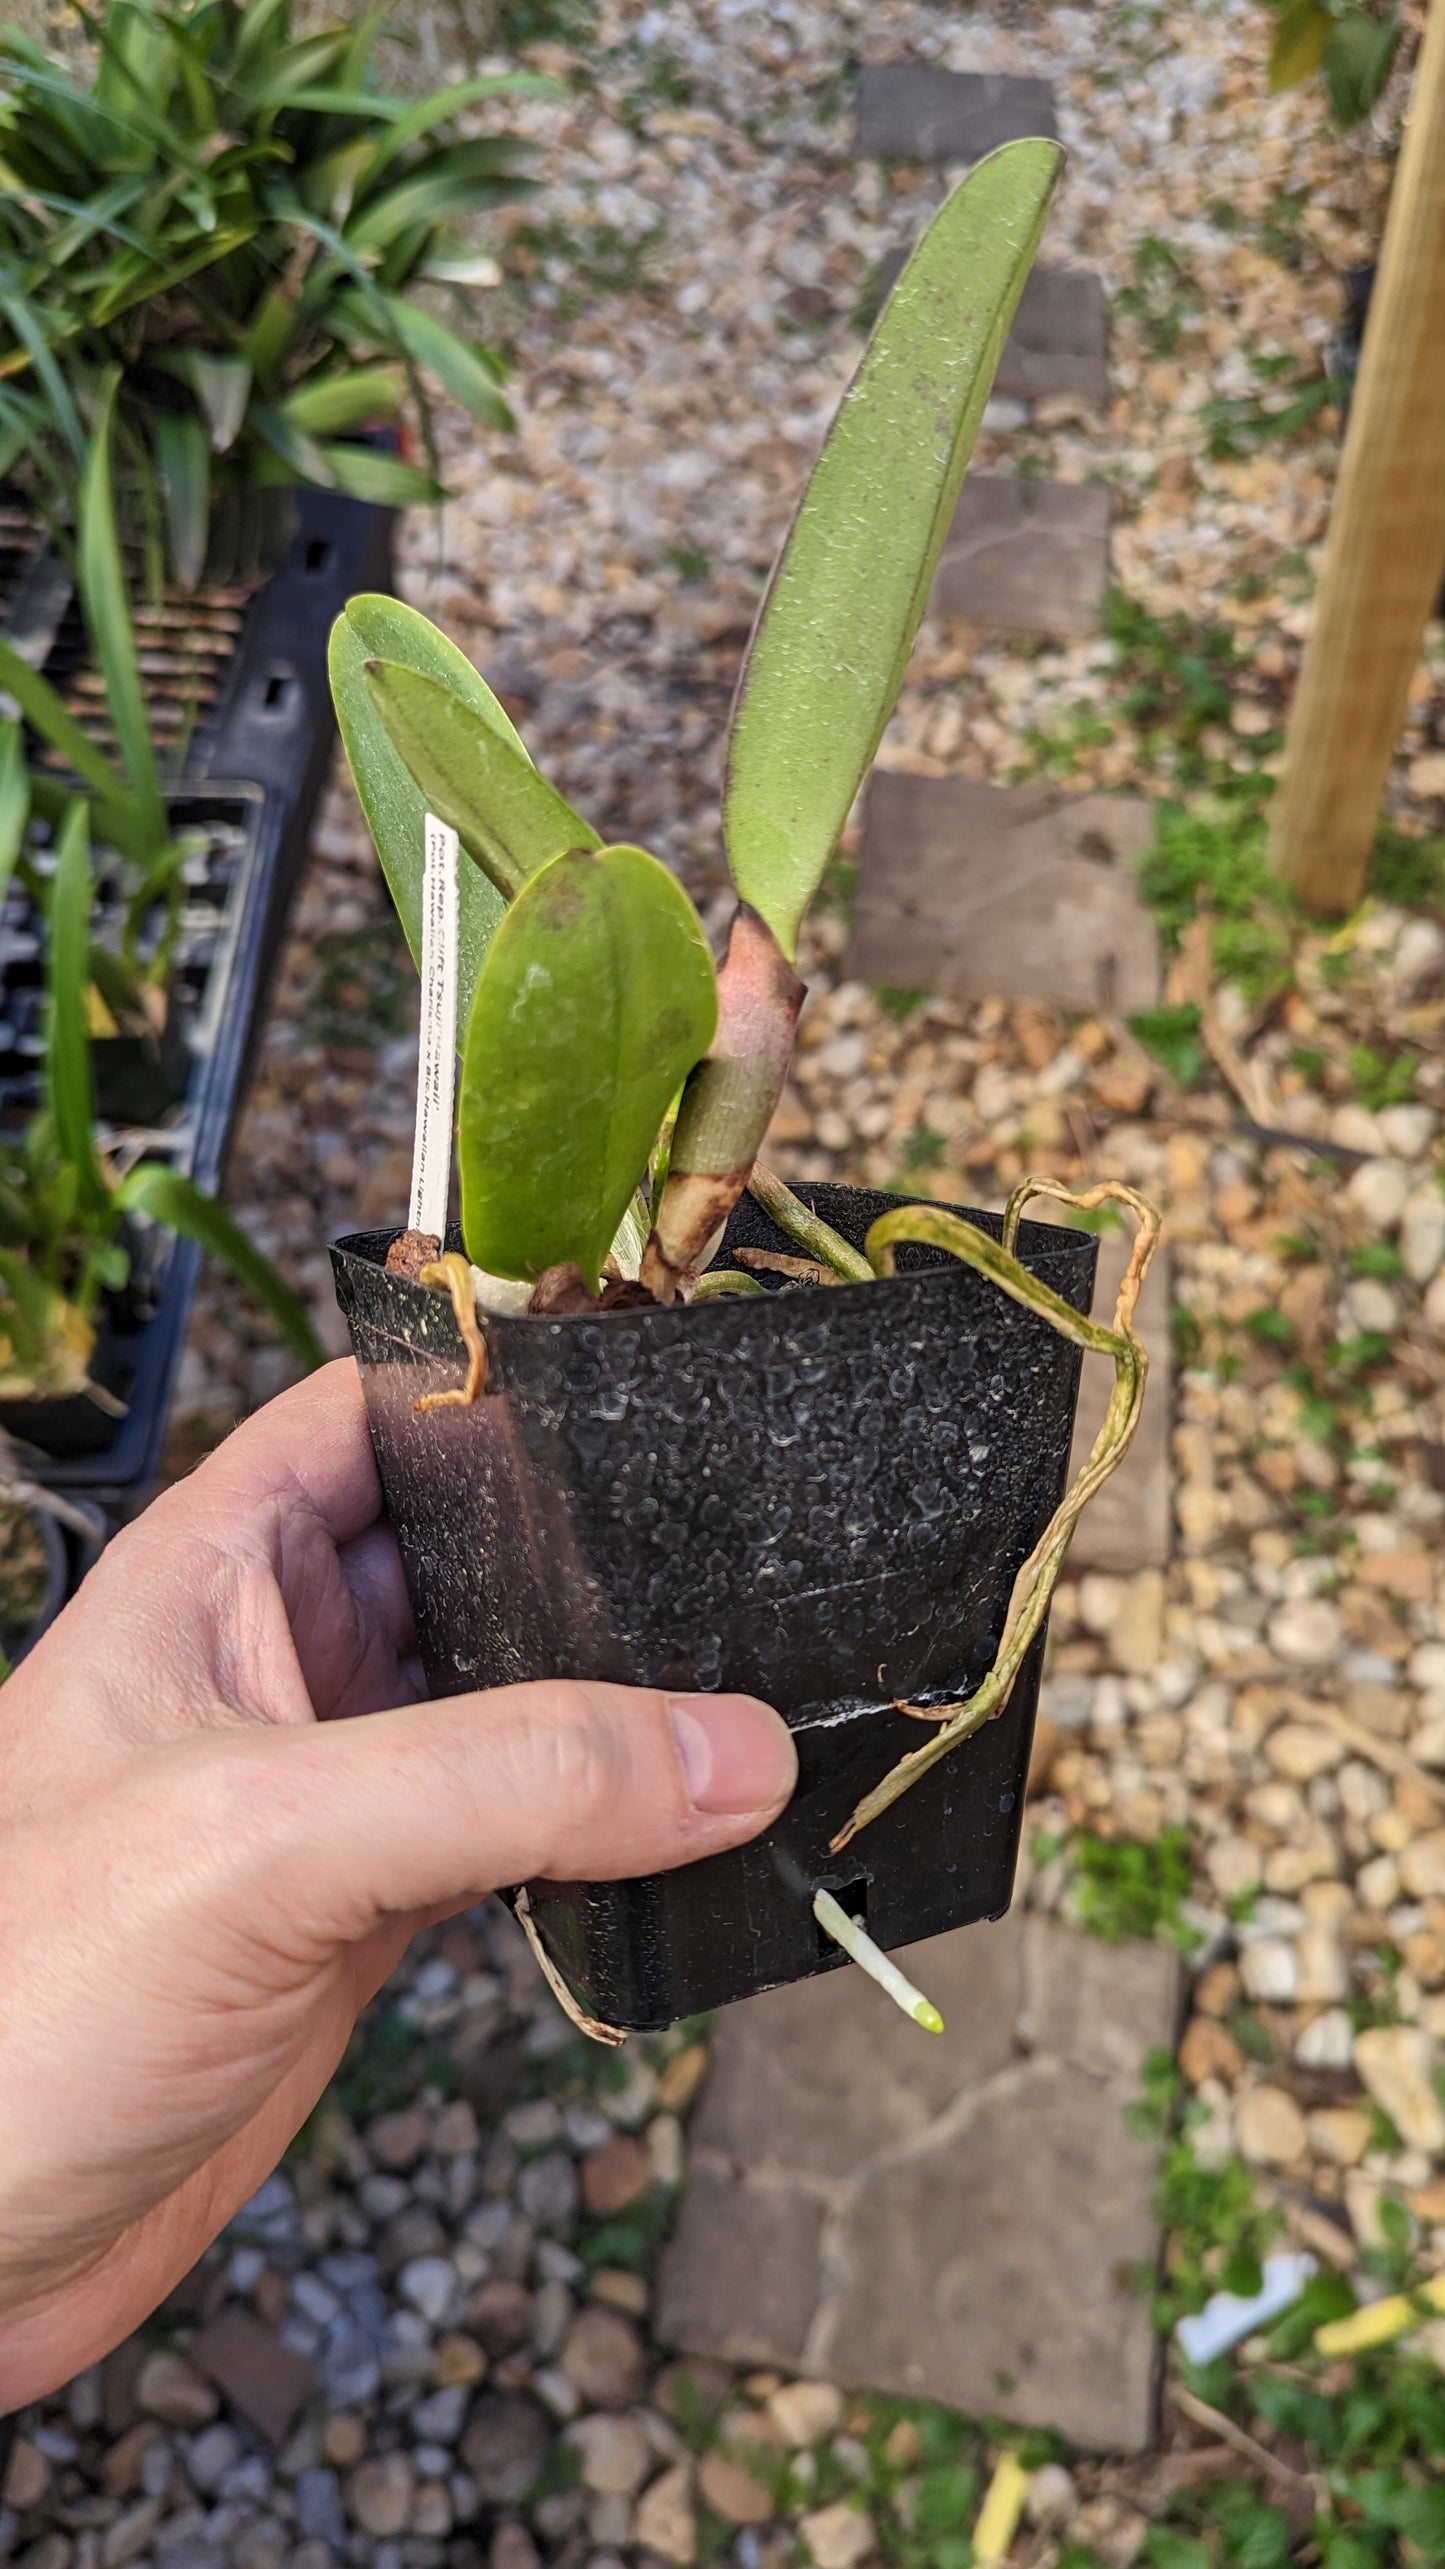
xmin=0 ymin=482 xmax=395 ymax=1501
xmin=333 ymin=1184 xmax=1096 ymax=2029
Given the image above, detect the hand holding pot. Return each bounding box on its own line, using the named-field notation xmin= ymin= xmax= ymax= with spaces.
xmin=0 ymin=1361 xmax=796 ymax=2406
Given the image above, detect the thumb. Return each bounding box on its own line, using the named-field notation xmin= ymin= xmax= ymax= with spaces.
xmin=223 ymin=1680 xmax=798 ymax=1958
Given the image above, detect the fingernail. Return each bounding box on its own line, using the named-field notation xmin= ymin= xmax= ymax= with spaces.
xmin=668 ymin=1694 xmax=797 ymax=1816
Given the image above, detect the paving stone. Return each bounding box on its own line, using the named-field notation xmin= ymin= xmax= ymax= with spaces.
xmin=857 ymin=62 xmax=1058 ymax=161
xmin=848 ymin=777 xmax=1159 ymax=1017
xmin=1067 ymin=1230 xmax=1173 ymax=1573
xmin=874 ymin=260 xmax=1108 ymax=409
xmin=190 ymin=2309 xmax=314 ymax=2445
xmin=932 ymin=476 xmax=1111 ymax=636
xmin=657 ymin=1913 xmax=1180 ymax=2452
xmin=997 ymin=266 xmax=1109 ymax=405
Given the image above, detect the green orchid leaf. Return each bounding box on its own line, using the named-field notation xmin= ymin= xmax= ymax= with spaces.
xmin=1268 ymin=0 xmax=1336 ymax=91
xmin=312 ymin=441 xmax=445 ymax=506
xmin=723 ymin=138 xmax=1062 ymax=960
xmin=158 ymin=349 xmax=253 ymax=451
xmin=277 ymin=365 xmax=405 ymax=436
xmin=116 ymin=1161 xmax=323 ymax=1369
xmin=459 ymin=845 xmax=718 ymax=1289
xmin=0 ymin=721 xmax=29 ymax=900
xmin=329 ymin=595 xmax=521 ymax=1032
xmin=153 ymin=406 xmax=209 ymax=592
xmin=362 ymin=657 xmax=597 ymax=900
xmin=376 ymin=297 xmax=513 ymax=430
xmin=81 ymin=369 xmax=166 ymax=843
xmin=46 ymin=797 xmax=107 ymax=1224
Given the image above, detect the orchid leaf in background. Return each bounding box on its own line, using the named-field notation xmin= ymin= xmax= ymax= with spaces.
xmin=458 ymin=846 xmax=718 ymax=1289
xmin=45 ymin=799 xmax=107 ymax=1225
xmin=329 ymin=596 xmax=523 ymax=1033
xmin=81 ymin=372 xmax=166 ymax=845
xmin=363 ymin=658 xmax=599 ymax=901
xmin=115 ymin=1162 xmax=323 ymax=1369
xmin=722 ymin=138 xmax=1063 ymax=960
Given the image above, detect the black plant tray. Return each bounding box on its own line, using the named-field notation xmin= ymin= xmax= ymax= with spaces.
xmin=334 ymin=1185 xmax=1097 ymax=2028
xmin=0 ymin=486 xmax=394 ymax=1497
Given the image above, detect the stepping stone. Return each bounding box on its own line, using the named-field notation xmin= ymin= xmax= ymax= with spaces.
xmin=871 ymin=262 xmax=1109 ymax=411
xmin=848 ymin=777 xmax=1160 ymax=1017
xmin=999 ymin=266 xmax=1108 ymax=406
xmin=1068 ymin=1228 xmax=1173 ymax=1572
xmin=932 ymin=476 xmax=1111 ymax=636
xmin=857 ymin=62 xmax=1058 ymax=161
xmin=657 ymin=1912 xmax=1181 ymax=2453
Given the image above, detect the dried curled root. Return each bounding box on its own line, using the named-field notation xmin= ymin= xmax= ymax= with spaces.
xmin=742 ymin=1167 xmax=1159 ymax=1853
xmin=414 ymin=1254 xmax=489 ymax=1411
xmin=828 ymin=1179 xmax=1160 ymax=1850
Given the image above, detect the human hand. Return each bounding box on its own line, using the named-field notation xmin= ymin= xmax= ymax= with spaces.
xmin=0 ymin=1360 xmax=796 ymax=2406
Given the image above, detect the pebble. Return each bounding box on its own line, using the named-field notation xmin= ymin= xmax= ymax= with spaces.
xmin=765 ymin=2382 xmax=844 ymax=2447
xmin=560 ymin=2310 xmax=647 ymax=2409
xmin=1267 ymin=1599 xmax=1342 ymax=1668
xmin=135 ymin=2356 xmax=218 ymax=2431
xmin=1399 ymin=1830 xmax=1445 ymax=1898
xmin=346 ymin=2455 xmax=414 ymax=2539
xmin=1400 ymin=1184 xmax=1445 ymax=1283
xmin=698 ymin=2451 xmax=774 ymax=2528
xmin=1345 ymin=1159 xmax=1410 ymax=1228
xmin=581 ymin=2136 xmax=653 ymax=2216
xmin=517 ymin=2151 xmax=580 ymax=2231
xmin=1027 ymin=2464 xmax=1079 ymax=2527
xmin=798 ymin=2502 xmax=874 ymax=2569
xmin=634 ymin=2463 xmax=697 ymax=2565
xmin=184 ymin=2426 xmax=240 ymax=2496
xmin=1296 ymin=2007 xmax=1356 ymax=2070
xmin=459 ymin=2397 xmax=550 ymax=2504
xmin=399 ymin=2256 xmax=459 ymax=2326
xmin=1353 ymin=2026 xmax=1445 ymax=2154
xmin=1235 ymin=2085 xmax=1307 ymax=2167
xmin=1239 ymin=1938 xmax=1300 ymax=2004
xmin=567 ymin=2415 xmax=652 ymax=2495
xmin=3 ymin=2445 xmax=49 ymax=2511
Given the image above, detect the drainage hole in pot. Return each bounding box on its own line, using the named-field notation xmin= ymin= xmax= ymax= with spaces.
xmin=302 ymin=536 xmax=335 ymax=576
xmin=258 ymin=666 xmax=294 ymax=713
xmin=814 ymin=1875 xmax=869 ymax=1957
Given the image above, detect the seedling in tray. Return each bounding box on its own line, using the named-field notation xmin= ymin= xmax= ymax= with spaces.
xmin=330 ymin=144 xmax=1161 ymax=2036
xmin=0 ymin=794 xmax=317 ymax=1424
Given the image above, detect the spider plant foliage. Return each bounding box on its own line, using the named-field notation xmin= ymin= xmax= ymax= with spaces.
xmin=0 ymin=0 xmax=548 ymax=582
xmin=331 ymin=141 xmax=1062 ymax=1305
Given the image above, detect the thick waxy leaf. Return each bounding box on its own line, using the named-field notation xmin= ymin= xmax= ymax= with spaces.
xmin=0 ymin=721 xmax=29 ymax=899
xmin=329 ymin=596 xmax=519 ymax=1032
xmin=459 ymin=845 xmax=717 ymax=1289
xmin=723 ymin=140 xmax=1062 ymax=959
xmin=363 ymin=658 xmax=598 ymax=899
xmin=376 ymin=298 xmax=513 ymax=430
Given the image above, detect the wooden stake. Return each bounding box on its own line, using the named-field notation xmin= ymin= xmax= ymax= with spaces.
xmin=1269 ymin=10 xmax=1445 ymax=911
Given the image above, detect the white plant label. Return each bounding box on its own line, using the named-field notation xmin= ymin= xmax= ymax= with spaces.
xmin=408 ymin=812 xmax=459 ymax=1240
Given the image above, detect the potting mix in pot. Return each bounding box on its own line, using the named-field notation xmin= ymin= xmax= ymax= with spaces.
xmin=328 ymin=142 xmax=1160 ymax=2039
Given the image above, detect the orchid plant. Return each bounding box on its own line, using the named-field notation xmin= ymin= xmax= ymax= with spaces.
xmin=330 ymin=141 xmax=1160 ymax=1865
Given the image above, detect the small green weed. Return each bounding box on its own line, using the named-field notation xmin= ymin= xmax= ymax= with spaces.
xmin=1104 ymin=592 xmax=1248 ymax=788
xmin=1114 ymin=235 xmax=1196 ymax=356
xmin=1137 ymin=805 xmax=1295 ymax=1002
xmin=1259 ymin=189 xmax=1308 ymax=271
xmin=511 ymin=214 xmax=668 ymax=313
xmin=873 ymin=985 xmax=929 ymax=1023
xmin=1345 ymin=1043 xmax=1417 ymax=1111
xmin=1200 ymin=353 xmax=1341 ymax=463
xmin=1130 ymin=1002 xmax=1205 ymax=1087
xmin=1371 ymin=820 xmax=1445 ymax=908
xmin=1071 ymin=1829 xmax=1202 ymax=1954
xmin=312 ymin=919 xmax=414 ymax=1050
xmin=665 ymin=545 xmax=710 ymax=583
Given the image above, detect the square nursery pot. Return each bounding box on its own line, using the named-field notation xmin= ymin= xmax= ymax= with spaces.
xmin=332 ymin=1183 xmax=1097 ymax=2030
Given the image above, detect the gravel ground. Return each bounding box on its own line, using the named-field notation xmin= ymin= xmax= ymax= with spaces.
xmin=11 ymin=0 xmax=1445 ymax=2561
